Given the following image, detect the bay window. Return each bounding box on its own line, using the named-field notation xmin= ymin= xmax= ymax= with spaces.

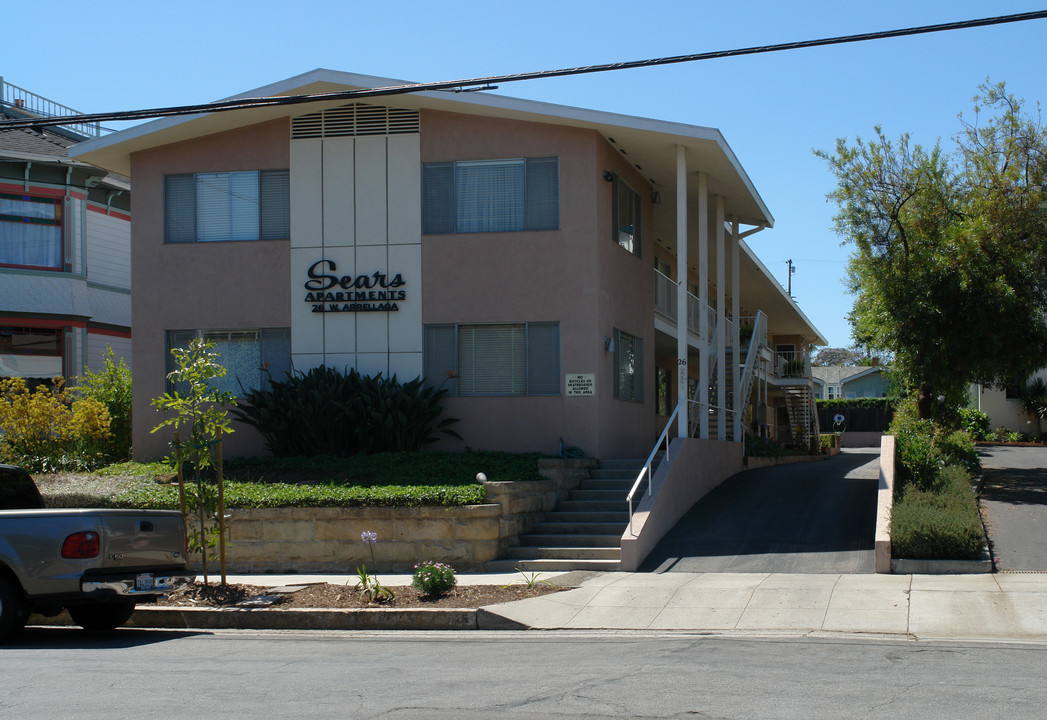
xmin=0 ymin=193 xmax=63 ymax=269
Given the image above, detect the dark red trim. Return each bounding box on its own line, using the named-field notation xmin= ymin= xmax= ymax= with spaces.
xmin=87 ymin=326 xmax=132 ymax=339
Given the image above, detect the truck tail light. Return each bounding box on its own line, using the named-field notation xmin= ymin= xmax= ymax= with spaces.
xmin=62 ymin=531 xmax=100 ymax=559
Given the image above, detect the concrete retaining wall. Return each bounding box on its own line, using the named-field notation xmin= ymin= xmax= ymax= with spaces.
xmin=620 ymin=438 xmax=743 ymax=572
xmin=875 ymin=435 xmax=895 ymax=573
xmin=196 ymin=458 xmax=595 ymax=573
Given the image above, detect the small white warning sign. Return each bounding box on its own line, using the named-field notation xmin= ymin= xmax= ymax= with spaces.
xmin=565 ymin=374 xmax=595 ymax=396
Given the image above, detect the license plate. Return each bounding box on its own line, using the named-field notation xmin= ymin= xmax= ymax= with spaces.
xmin=135 ymin=573 xmax=155 ymax=591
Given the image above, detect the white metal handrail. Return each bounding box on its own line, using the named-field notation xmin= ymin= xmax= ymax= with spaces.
xmin=626 ymin=400 xmax=681 ymax=535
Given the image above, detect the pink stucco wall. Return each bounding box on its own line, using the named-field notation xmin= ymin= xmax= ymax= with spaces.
xmin=130 ymin=119 xmax=291 ymax=459
xmin=419 ymin=110 xmax=656 ymax=459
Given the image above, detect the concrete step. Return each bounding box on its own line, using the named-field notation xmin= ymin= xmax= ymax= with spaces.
xmin=577 ymin=478 xmax=634 ymax=492
xmin=484 ymin=558 xmax=621 ymax=573
xmin=595 ymin=458 xmax=647 ymax=470
xmin=588 ymin=468 xmax=642 ymax=481
xmin=568 ymin=489 xmax=624 ymax=502
xmin=517 ymin=534 xmax=621 ymax=548
xmin=544 ymin=511 xmax=629 ymax=524
xmin=532 ymin=522 xmax=625 ymax=535
xmin=506 ymin=545 xmax=621 ymax=560
xmin=554 ymin=500 xmax=626 ymax=513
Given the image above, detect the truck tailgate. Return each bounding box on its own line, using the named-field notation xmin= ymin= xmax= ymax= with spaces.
xmin=98 ymin=510 xmax=186 ymax=569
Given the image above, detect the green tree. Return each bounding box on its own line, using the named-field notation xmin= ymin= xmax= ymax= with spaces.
xmin=151 ymin=338 xmax=236 ymax=583
xmin=77 ymin=347 xmax=133 ymax=459
xmin=818 ymin=82 xmax=1047 ymax=416
xmin=812 ymin=347 xmax=861 ymax=367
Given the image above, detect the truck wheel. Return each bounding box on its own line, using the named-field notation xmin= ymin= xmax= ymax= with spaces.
xmin=0 ymin=575 xmax=28 ymax=643
xmin=68 ymin=600 xmax=136 ymax=632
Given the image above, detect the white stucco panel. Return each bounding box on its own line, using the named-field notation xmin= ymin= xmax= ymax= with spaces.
xmin=322 ymin=137 xmax=356 ymax=249
xmin=290 ymin=139 xmax=323 ymax=249
xmin=353 ymin=136 xmax=387 ymax=246
xmin=387 ymin=133 xmax=421 ymax=245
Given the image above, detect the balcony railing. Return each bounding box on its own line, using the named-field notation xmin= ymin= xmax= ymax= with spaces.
xmin=0 ymin=76 xmax=102 ymax=138
xmin=774 ymin=350 xmax=811 ymax=379
xmin=654 ymin=269 xmax=716 ymax=346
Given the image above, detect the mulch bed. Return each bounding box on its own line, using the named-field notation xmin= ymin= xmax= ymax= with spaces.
xmin=154 ymin=581 xmax=565 ymax=610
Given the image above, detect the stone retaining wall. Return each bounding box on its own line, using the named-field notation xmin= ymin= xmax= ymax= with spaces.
xmin=195 ymin=458 xmax=596 ymax=573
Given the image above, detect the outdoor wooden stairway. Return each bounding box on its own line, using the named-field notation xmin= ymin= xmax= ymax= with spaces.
xmin=485 ymin=459 xmax=643 ymax=572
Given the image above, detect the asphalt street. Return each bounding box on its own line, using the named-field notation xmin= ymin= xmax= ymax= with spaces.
xmin=979 ymin=445 xmax=1047 ymax=571
xmin=641 ymin=449 xmax=879 ymax=573
xmin=4 ymin=629 xmax=1047 ymax=719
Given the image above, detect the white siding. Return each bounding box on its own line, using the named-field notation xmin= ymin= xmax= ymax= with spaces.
xmin=87 ymin=332 xmax=132 ymax=373
xmin=85 ymin=210 xmax=131 ymax=290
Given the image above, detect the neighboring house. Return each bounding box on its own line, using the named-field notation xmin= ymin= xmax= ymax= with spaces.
xmin=969 ymin=368 xmax=1047 ymax=435
xmin=0 ymin=78 xmax=131 ymax=383
xmin=71 ymin=69 xmax=824 ymax=460
xmin=811 ymin=365 xmax=889 ymax=400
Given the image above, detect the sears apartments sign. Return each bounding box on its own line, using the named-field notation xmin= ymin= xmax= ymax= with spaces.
xmin=304 ymin=260 xmax=406 ymax=313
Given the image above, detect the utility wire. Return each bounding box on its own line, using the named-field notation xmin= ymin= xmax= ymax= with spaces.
xmin=3 ymin=9 xmax=1046 ymax=131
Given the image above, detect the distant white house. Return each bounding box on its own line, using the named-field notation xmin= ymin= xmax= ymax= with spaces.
xmin=969 ymin=368 xmax=1047 ymax=436
xmin=811 ymin=365 xmax=888 ymax=400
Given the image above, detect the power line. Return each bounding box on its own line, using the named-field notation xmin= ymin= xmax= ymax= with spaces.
xmin=3 ymin=9 xmax=1046 ymax=131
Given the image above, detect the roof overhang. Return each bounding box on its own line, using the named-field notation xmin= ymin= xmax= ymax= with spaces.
xmin=71 ymin=69 xmax=773 ymax=227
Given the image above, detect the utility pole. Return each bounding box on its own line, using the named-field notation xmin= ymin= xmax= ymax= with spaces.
xmin=786 ymin=259 xmax=795 ymax=297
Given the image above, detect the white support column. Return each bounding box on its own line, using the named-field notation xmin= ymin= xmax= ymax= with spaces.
xmin=675 ymin=145 xmax=689 ymax=439
xmin=732 ymin=217 xmax=741 ymax=440
xmin=698 ymin=172 xmax=709 ymax=439
xmin=715 ymin=196 xmax=726 ymax=441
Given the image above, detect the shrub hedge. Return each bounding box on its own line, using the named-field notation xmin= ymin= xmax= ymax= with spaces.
xmin=890 ymin=464 xmax=984 ymax=560
xmin=113 ymin=481 xmax=486 ymax=509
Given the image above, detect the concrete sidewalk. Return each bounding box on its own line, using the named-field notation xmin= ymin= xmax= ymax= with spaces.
xmin=77 ymin=570 xmax=1047 ymax=642
xmin=479 ymin=571 xmax=1047 ymax=641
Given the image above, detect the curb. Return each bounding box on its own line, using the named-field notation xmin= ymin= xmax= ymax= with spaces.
xmin=29 ymin=605 xmax=521 ymax=632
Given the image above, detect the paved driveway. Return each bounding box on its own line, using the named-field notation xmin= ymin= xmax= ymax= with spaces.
xmin=979 ymin=445 xmax=1047 ymax=571
xmin=641 ymin=449 xmax=880 ymax=574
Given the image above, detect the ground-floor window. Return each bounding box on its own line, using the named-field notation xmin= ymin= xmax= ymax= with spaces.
xmin=613 ymin=329 xmax=643 ymax=402
xmin=423 ymin=322 xmax=560 ymax=396
xmin=0 ymin=326 xmax=63 ymax=378
xmin=165 ymin=328 xmax=291 ymax=396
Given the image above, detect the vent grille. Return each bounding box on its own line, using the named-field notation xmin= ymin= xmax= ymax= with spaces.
xmin=291 ymin=103 xmax=420 ymax=139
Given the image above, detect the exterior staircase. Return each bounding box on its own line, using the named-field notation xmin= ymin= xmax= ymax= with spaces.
xmin=784 ymin=385 xmax=815 ymax=449
xmin=485 ymin=459 xmax=643 ymax=572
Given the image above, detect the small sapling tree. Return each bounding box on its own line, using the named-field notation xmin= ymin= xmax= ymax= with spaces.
xmin=151 ymin=338 xmax=235 ymax=584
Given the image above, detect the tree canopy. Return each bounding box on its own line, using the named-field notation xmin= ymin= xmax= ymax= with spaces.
xmin=818 ymin=82 xmax=1047 ymax=410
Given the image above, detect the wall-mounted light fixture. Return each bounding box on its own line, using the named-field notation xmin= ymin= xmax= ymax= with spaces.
xmin=651 ymin=191 xmax=661 ymax=204
xmin=603 ymin=171 xmax=614 ymax=182
xmin=604 ymin=336 xmax=615 ymax=352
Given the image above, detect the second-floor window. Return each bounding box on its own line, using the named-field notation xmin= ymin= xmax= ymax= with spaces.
xmin=422 ymin=158 xmax=559 ymax=234
xmin=164 ymin=170 xmax=290 ymax=243
xmin=0 ymin=192 xmax=62 ymax=270
xmin=611 ymin=173 xmax=641 ymax=257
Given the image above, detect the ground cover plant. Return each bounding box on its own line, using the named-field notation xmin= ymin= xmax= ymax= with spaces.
xmin=889 ymin=396 xmax=985 ymax=560
xmin=35 ymin=450 xmax=547 ymax=509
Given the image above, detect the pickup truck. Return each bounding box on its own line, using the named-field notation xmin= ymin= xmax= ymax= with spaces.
xmin=0 ymin=464 xmax=193 ymax=641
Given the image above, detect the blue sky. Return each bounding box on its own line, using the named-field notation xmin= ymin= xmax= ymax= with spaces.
xmin=6 ymin=0 xmax=1046 ymax=347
